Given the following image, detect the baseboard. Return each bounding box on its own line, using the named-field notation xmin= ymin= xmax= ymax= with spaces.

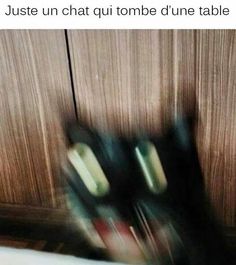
xmin=0 ymin=203 xmax=73 ymax=225
xmin=0 ymin=203 xmax=235 ymax=249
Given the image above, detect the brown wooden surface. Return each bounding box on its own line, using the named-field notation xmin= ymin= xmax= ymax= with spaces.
xmin=195 ymin=30 xmax=236 ymax=226
xmin=68 ymin=30 xmax=236 ymax=227
xmin=68 ymin=30 xmax=195 ymax=134
xmin=0 ymin=203 xmax=71 ymax=224
xmin=0 ymin=30 xmax=75 ymax=208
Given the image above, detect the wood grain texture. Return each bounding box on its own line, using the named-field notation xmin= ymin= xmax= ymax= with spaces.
xmin=0 ymin=30 xmax=75 ymax=208
xmin=196 ymin=30 xmax=236 ymax=226
xmin=68 ymin=30 xmax=236 ymax=227
xmin=68 ymin=30 xmax=195 ymax=135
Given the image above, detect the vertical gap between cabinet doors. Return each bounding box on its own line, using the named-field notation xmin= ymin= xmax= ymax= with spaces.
xmin=64 ymin=29 xmax=78 ymax=120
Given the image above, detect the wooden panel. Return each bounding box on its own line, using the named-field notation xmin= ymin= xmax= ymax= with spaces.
xmin=68 ymin=30 xmax=195 ymax=134
xmin=196 ymin=30 xmax=236 ymax=226
xmin=0 ymin=30 xmax=75 ymax=208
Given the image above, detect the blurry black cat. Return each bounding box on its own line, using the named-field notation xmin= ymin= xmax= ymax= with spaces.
xmin=65 ymin=116 xmax=233 ymax=265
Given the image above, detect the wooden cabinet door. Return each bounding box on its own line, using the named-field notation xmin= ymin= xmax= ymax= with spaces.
xmin=196 ymin=30 xmax=236 ymax=227
xmin=0 ymin=30 xmax=76 ymax=211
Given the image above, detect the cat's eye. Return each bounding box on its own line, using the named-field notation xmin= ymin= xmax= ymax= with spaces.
xmin=135 ymin=141 xmax=167 ymax=194
xmin=68 ymin=143 xmax=110 ymax=197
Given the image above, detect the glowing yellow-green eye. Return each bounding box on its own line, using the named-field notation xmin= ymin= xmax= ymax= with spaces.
xmin=135 ymin=142 xmax=167 ymax=194
xmin=67 ymin=143 xmax=110 ymax=197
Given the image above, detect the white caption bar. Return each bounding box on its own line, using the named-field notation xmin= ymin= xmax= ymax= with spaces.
xmin=0 ymin=0 xmax=235 ymax=29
